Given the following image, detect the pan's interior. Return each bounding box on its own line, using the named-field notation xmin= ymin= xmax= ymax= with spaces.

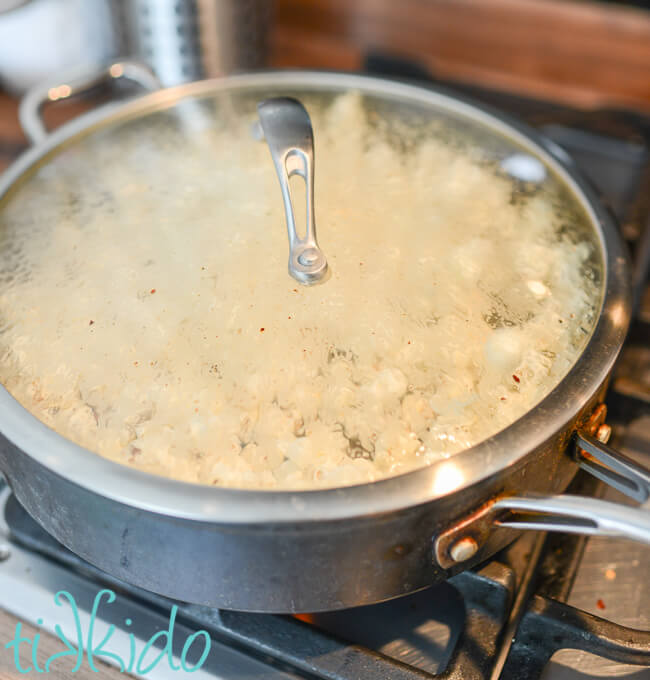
xmin=0 ymin=78 xmax=603 ymax=492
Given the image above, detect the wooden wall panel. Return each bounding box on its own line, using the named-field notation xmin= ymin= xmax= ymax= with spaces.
xmin=270 ymin=0 xmax=650 ymax=111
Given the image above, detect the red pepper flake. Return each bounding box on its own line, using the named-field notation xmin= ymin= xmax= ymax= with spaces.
xmin=288 ymin=315 xmax=292 ymax=320
xmin=89 ymin=320 xmax=94 ymax=325
xmin=512 ymin=374 xmax=521 ymax=383
xmin=596 ymin=599 xmax=606 ymax=610
xmin=407 ymin=340 xmax=411 ymax=345
xmin=133 ymin=361 xmax=139 ymax=367
xmin=150 ymin=288 xmax=156 ymax=294
xmin=293 ymin=288 xmax=298 ymax=293
xmin=260 ymin=327 xmax=265 ymax=332
xmin=500 ymin=397 xmax=507 ymax=401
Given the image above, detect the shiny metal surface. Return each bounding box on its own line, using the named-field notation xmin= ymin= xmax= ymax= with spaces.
xmin=435 ymin=435 xmax=650 ymax=567
xmin=117 ymin=0 xmax=271 ymax=87
xmin=576 ymin=431 xmax=650 ymax=503
xmin=491 ymin=431 xmax=650 ymax=545
xmin=494 ymin=494 xmax=650 ymax=544
xmin=0 ymin=71 xmax=635 ymax=611
xmin=257 ymin=97 xmax=328 ymax=285
xmin=18 ymin=58 xmax=160 ymax=144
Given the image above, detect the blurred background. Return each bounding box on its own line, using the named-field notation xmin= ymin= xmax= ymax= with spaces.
xmin=0 ymin=0 xmax=649 ymax=202
xmin=0 ymin=0 xmax=649 ymax=106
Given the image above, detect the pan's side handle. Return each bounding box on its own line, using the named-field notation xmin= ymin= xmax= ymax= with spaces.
xmin=434 ymin=428 xmax=650 ymax=569
xmin=19 ymin=60 xmax=161 ymax=145
xmin=574 ymin=431 xmax=650 ymax=504
xmin=493 ymin=494 xmax=650 ymax=544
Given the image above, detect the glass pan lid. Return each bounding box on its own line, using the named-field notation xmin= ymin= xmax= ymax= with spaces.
xmin=0 ymin=74 xmax=603 ymax=490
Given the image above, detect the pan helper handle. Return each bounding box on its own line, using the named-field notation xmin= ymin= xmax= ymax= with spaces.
xmin=435 ymin=428 xmax=650 ymax=569
xmin=493 ymin=494 xmax=650 ymax=544
xmin=257 ymin=97 xmax=329 ymax=286
xmin=19 ymin=60 xmax=161 ymax=145
xmin=574 ymin=431 xmax=650 ymax=504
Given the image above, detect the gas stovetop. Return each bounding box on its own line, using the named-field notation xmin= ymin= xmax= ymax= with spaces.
xmin=0 ymin=69 xmax=649 ymax=679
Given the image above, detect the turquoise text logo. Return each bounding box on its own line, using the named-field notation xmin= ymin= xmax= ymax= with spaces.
xmin=4 ymin=589 xmax=211 ymax=674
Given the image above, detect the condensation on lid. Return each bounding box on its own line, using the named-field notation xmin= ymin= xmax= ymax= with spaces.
xmin=0 ymin=82 xmax=603 ymax=490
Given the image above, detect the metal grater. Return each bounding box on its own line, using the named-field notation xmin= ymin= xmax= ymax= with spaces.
xmin=116 ymin=0 xmax=272 ymax=86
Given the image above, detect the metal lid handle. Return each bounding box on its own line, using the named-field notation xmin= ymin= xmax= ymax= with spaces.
xmin=257 ymin=97 xmax=329 ymax=286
